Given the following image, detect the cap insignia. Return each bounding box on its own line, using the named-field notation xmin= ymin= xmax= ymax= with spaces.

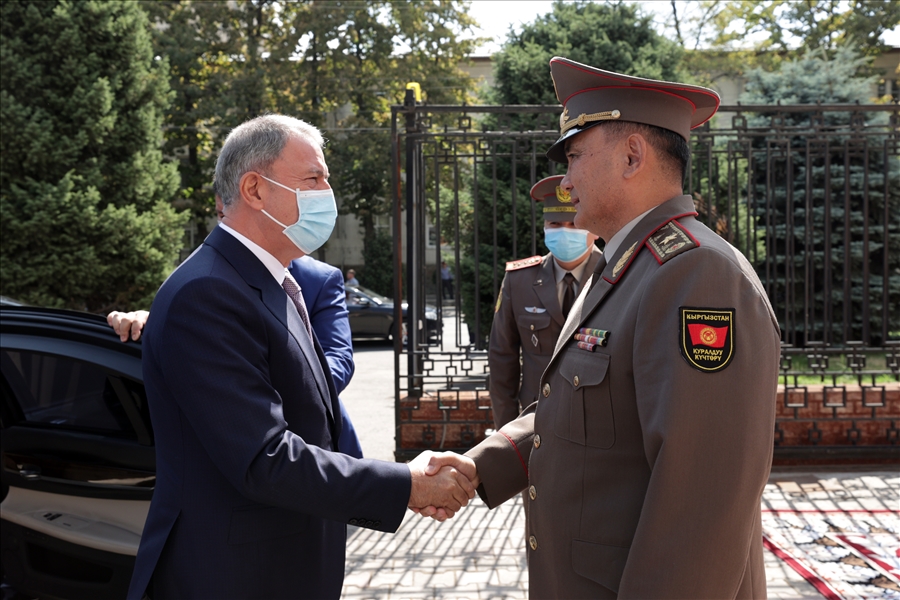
xmin=556 ymin=187 xmax=572 ymax=203
xmin=560 ymin=109 xmax=621 ymax=135
xmin=559 ymin=107 xmax=570 ymax=129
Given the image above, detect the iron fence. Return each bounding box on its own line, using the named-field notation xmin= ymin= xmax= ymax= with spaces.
xmin=390 ymin=97 xmax=899 ymax=462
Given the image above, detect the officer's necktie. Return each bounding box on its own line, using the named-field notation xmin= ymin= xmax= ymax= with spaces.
xmin=562 ymin=272 xmax=576 ymax=318
xmin=281 ymin=272 xmax=313 ymax=340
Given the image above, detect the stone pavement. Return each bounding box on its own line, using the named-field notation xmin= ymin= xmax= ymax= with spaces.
xmin=342 ymin=468 xmax=899 ymax=599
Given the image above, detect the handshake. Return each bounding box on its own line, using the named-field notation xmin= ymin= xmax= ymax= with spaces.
xmin=407 ymin=451 xmax=480 ymax=522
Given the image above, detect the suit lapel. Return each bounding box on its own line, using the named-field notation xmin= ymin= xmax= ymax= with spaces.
xmin=204 ymin=229 xmax=336 ymax=425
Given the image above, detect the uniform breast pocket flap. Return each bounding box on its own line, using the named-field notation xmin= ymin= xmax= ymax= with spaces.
xmin=516 ymin=312 xmax=551 ymax=332
xmin=555 ymin=351 xmax=615 ymax=449
xmin=516 ymin=312 xmax=553 ymax=353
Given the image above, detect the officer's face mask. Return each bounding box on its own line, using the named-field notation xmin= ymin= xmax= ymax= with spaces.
xmin=544 ymin=226 xmax=591 ymax=262
xmin=259 ymin=175 xmax=338 ymax=254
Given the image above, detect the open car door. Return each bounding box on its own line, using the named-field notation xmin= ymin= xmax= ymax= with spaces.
xmin=1 ymin=307 xmax=154 ymax=600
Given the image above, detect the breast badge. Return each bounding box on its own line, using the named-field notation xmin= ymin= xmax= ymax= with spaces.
xmin=574 ymin=327 xmax=609 ymax=352
xmin=679 ymin=307 xmax=735 ymax=372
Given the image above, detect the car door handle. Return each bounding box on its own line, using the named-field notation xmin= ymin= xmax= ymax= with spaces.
xmin=18 ymin=464 xmax=41 ymax=480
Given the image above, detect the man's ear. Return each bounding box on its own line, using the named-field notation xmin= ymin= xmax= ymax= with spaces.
xmin=622 ymin=133 xmax=647 ymax=180
xmin=238 ymin=171 xmax=266 ymax=210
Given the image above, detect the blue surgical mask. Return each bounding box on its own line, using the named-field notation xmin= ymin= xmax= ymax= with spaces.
xmin=544 ymin=227 xmax=591 ymax=262
xmin=260 ymin=175 xmax=338 ymax=254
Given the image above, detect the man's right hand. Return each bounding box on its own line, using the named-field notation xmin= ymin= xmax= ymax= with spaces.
xmin=107 ymin=310 xmax=150 ymax=342
xmin=407 ymin=451 xmax=477 ymax=521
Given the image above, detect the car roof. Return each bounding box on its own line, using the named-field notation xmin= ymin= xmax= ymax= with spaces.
xmin=0 ymin=305 xmax=142 ymax=358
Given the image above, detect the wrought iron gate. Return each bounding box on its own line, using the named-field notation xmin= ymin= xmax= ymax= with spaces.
xmin=390 ymin=94 xmax=900 ymax=463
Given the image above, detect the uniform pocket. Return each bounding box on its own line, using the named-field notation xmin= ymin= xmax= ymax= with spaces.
xmin=571 ymin=538 xmax=629 ymax=594
xmin=555 ymin=351 xmax=615 ymax=448
xmin=515 ymin=312 xmax=553 ymax=355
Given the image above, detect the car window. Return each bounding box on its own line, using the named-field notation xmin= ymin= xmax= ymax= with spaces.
xmin=1 ymin=349 xmax=140 ymax=439
xmin=352 ymin=286 xmax=387 ymax=305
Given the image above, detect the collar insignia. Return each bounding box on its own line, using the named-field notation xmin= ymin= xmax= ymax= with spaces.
xmin=613 ymin=241 xmax=638 ymax=278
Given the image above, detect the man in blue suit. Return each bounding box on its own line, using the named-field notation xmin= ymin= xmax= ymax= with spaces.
xmin=126 ymin=114 xmax=476 ymax=599
xmin=110 ymin=246 xmax=364 ymax=459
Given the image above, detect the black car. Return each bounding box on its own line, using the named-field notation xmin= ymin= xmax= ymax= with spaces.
xmin=345 ymin=285 xmax=440 ymax=343
xmin=1 ymin=305 xmax=152 ymax=600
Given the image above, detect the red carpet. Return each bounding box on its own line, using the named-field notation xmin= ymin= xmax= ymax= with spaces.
xmin=762 ymin=507 xmax=900 ymax=598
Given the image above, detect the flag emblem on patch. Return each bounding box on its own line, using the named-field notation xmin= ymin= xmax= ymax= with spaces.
xmin=679 ymin=307 xmax=734 ymax=372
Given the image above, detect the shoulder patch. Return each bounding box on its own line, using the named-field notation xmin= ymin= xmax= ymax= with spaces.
xmin=679 ymin=307 xmax=735 ymax=372
xmin=646 ymin=220 xmax=699 ymax=265
xmin=506 ymin=255 xmax=542 ymax=272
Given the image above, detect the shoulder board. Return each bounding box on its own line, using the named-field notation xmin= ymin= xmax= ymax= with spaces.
xmin=506 ymin=255 xmax=543 ymax=272
xmin=645 ymin=220 xmax=699 ymax=265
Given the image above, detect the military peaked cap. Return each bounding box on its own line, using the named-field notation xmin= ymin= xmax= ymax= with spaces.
xmin=546 ymin=57 xmax=721 ymax=163
xmin=530 ymin=175 xmax=575 ymax=222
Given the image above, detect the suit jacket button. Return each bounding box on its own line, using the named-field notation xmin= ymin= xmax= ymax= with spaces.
xmin=529 ymin=535 xmax=538 ymax=550
xmin=534 ymin=434 xmax=541 ymax=448
xmin=573 ymin=375 xmax=580 ymax=387
xmin=542 ymin=383 xmax=551 ymax=397
xmin=529 ymin=485 xmax=537 ymax=500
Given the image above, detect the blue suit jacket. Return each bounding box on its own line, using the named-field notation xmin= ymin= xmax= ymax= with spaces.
xmin=289 ymin=256 xmax=362 ymax=457
xmin=128 ymin=228 xmax=410 ymax=599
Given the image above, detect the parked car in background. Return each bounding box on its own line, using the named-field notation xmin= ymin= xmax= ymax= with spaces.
xmin=1 ymin=305 xmax=151 ymax=600
xmin=345 ymin=285 xmax=440 ymax=344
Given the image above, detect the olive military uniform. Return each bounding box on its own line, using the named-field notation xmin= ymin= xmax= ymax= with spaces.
xmin=467 ymin=57 xmax=780 ymax=599
xmin=470 ymin=196 xmax=779 ymax=598
xmin=489 ymin=248 xmax=602 ymax=428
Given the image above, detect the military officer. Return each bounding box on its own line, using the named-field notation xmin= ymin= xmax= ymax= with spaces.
xmin=489 ymin=176 xmax=602 ymax=429
xmin=426 ymin=57 xmax=781 ymax=598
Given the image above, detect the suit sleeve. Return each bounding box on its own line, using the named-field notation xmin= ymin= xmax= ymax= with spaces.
xmin=488 ymin=272 xmax=523 ymax=428
xmin=150 ymin=275 xmax=409 ymax=532
xmin=617 ymin=247 xmax=779 ymax=598
xmin=307 ymin=267 xmax=355 ymax=394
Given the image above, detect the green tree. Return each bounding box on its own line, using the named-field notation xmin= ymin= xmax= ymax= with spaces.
xmin=139 ymin=0 xmax=480 ymax=286
xmin=460 ymin=1 xmax=686 ymax=345
xmin=740 ymin=47 xmax=900 ymax=345
xmin=1 ymin=0 xmax=187 ymax=312
xmin=668 ymin=1 xmax=900 ymax=85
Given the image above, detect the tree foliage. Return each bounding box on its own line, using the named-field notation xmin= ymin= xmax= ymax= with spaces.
xmin=460 ymin=1 xmax=685 ymax=345
xmin=740 ymin=47 xmax=900 ymax=345
xmin=1 ymin=0 xmax=187 ymax=312
xmin=489 ymin=0 xmax=687 ymax=105
xmin=668 ymin=0 xmax=900 ymax=84
xmin=141 ymin=0 xmax=482 ymax=257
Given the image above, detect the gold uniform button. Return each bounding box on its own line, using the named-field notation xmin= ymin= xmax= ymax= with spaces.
xmin=529 ymin=485 xmax=537 ymax=500
xmin=534 ymin=434 xmax=541 ymax=448
xmin=542 ymin=383 xmax=551 ymax=397
xmin=530 ymin=324 xmax=535 ymax=331
xmin=573 ymin=375 xmax=580 ymax=387
xmin=529 ymin=535 xmax=538 ymax=550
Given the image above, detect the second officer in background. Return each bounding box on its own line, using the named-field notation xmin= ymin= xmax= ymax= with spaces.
xmin=488 ymin=176 xmax=602 ymax=428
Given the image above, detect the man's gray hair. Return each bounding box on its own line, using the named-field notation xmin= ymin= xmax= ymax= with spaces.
xmin=215 ymin=114 xmax=325 ymax=207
